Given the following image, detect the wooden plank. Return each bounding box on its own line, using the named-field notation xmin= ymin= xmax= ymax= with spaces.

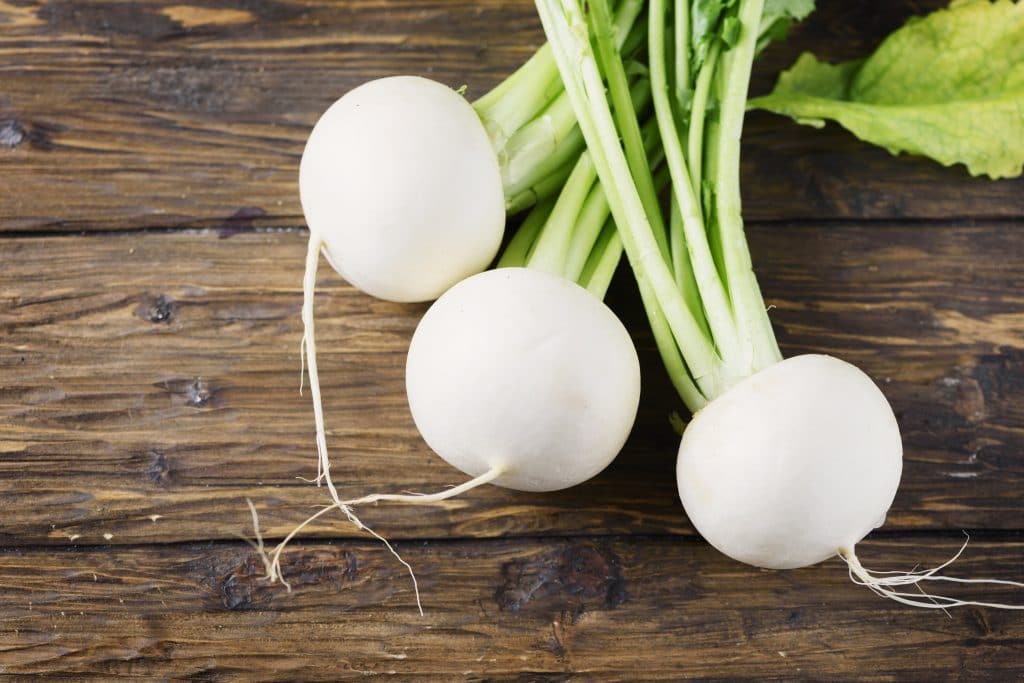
xmin=1 ymin=0 xmax=1021 ymax=233
xmin=1 ymin=535 xmax=1023 ymax=679
xmin=1 ymin=226 xmax=1022 ymax=545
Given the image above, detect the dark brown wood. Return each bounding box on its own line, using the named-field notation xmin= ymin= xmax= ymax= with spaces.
xmin=3 ymin=1 xmax=1024 ymax=678
xmin=0 ymin=0 xmax=1021 ymax=234
xmin=2 ymin=536 xmax=1023 ymax=679
xmin=1 ymin=226 xmax=1022 ymax=546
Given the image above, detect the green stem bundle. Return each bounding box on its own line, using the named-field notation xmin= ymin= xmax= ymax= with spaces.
xmin=474 ymin=0 xmax=646 ymax=213
xmin=531 ymin=0 xmax=787 ymax=412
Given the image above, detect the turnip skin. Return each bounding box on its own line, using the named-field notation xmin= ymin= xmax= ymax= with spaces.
xmin=676 ymin=354 xmax=903 ymax=570
xmin=299 ymin=75 xmax=505 ymax=303
xmin=406 ymin=267 xmax=641 ymax=492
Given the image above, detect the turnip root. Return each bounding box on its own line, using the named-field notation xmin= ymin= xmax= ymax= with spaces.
xmin=299 ymin=75 xmax=504 ymax=303
xmin=406 ymin=267 xmax=641 ymax=492
xmin=676 ymin=354 xmax=902 ymax=570
xmin=675 ymin=354 xmax=1024 ymax=609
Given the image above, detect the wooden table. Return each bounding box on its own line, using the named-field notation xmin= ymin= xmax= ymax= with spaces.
xmin=2 ymin=0 xmax=1023 ymax=679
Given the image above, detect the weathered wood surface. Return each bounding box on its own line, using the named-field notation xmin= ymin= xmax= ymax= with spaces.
xmin=2 ymin=536 xmax=1024 ymax=679
xmin=1 ymin=226 xmax=1022 ymax=546
xmin=1 ymin=0 xmax=1021 ymax=233
xmin=3 ymin=0 xmax=1024 ymax=679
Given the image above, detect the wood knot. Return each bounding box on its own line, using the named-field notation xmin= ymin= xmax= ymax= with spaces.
xmin=495 ymin=542 xmax=627 ymax=615
xmin=135 ymin=294 xmax=177 ymax=324
xmin=0 ymin=119 xmax=26 ymax=148
xmin=159 ymin=377 xmax=223 ymax=409
xmin=186 ymin=378 xmax=213 ymax=407
xmin=148 ymin=451 xmax=171 ymax=485
xmin=0 ymin=118 xmax=58 ymax=150
xmin=218 ymin=549 xmax=358 ymax=610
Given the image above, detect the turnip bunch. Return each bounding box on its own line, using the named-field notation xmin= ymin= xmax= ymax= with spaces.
xmin=295 ymin=0 xmax=647 ymax=495
xmin=250 ymin=3 xmax=654 ymax=614
xmin=534 ymin=0 xmax=1024 ymax=609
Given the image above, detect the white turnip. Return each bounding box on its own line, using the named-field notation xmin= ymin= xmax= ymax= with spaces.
xmin=299 ymin=76 xmax=505 ymax=304
xmin=254 ymin=266 xmax=642 ymax=614
xmin=406 ymin=267 xmax=641 ymax=493
xmin=676 ymin=354 xmax=902 ymax=571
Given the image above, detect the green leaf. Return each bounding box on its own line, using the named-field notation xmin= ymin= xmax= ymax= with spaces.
xmin=690 ymin=0 xmax=812 ymax=74
xmin=757 ymin=0 xmax=815 ymax=53
xmin=720 ymin=16 xmax=742 ymax=48
xmin=749 ymin=0 xmax=1024 ymax=179
xmin=690 ymin=0 xmax=746 ymax=74
xmin=761 ymin=0 xmax=815 ymax=23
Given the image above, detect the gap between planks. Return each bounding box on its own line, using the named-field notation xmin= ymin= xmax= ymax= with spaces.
xmin=2 ymin=215 xmax=1023 ymax=239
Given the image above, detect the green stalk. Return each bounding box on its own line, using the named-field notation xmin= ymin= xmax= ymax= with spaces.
xmin=711 ymin=0 xmax=782 ymax=372
xmin=504 ymin=55 xmax=652 ymax=215
xmin=476 ymin=0 xmax=647 ymax=213
xmin=535 ymin=0 xmax=727 ymax=406
xmin=565 ymin=182 xmax=618 ymax=282
xmin=578 ymin=219 xmax=705 ymax=410
xmin=668 ymin=195 xmax=709 ymax=337
xmin=673 ymin=0 xmax=690 ymax=107
xmin=703 ymin=115 xmax=728 ymax=284
xmin=649 ymin=0 xmax=742 ymax=371
xmin=687 ymin=41 xmax=720 ymax=198
xmin=579 ymin=148 xmax=671 ymax=295
xmin=565 ymin=120 xmax=665 ymax=282
xmin=527 ymin=152 xmax=597 ymax=275
xmin=671 ymin=0 xmax=700 ymax=299
xmin=589 ymin=0 xmax=671 ymax=267
xmin=497 ymin=197 xmax=556 ymax=269
xmin=511 ymin=76 xmax=653 ymax=282
xmin=473 ymin=44 xmax=562 ymax=144
xmin=669 ymin=196 xmax=686 ymax=289
xmin=505 ymin=160 xmax=576 ymax=215
xmin=499 ymin=94 xmax=585 ymax=202
xmin=579 ymin=222 xmax=622 ymax=297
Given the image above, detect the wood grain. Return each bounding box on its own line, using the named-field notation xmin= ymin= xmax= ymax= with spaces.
xmin=2 ymin=0 xmax=1024 ymax=678
xmin=2 ymin=536 xmax=1023 ymax=679
xmin=2 ymin=226 xmax=1022 ymax=546
xmin=1 ymin=0 xmax=1021 ymax=233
